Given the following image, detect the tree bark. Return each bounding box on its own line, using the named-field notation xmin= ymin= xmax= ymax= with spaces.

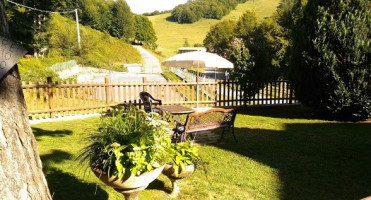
xmin=0 ymin=1 xmax=52 ymax=199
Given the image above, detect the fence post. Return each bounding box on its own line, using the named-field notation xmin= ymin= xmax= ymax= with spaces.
xmin=105 ymin=76 xmax=110 ymax=105
xmin=289 ymin=82 xmax=293 ymax=104
xmin=47 ymin=77 xmax=55 ymax=118
xmin=241 ymin=82 xmax=248 ymax=106
xmin=142 ymin=77 xmax=147 ymax=92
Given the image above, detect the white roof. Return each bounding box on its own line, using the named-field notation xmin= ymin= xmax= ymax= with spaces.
xmin=162 ymin=51 xmax=233 ymax=69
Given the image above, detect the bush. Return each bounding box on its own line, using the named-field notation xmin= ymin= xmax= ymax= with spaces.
xmin=18 ymin=52 xmax=67 ymax=82
xmin=289 ymin=0 xmax=371 ymax=120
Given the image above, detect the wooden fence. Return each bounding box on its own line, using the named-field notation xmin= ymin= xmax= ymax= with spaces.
xmin=22 ymin=77 xmax=297 ymax=118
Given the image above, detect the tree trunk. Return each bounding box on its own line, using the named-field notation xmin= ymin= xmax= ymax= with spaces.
xmin=0 ymin=1 xmax=52 ymax=199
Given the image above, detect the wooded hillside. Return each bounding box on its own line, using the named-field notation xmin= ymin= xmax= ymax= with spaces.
xmin=170 ymin=0 xmax=248 ymax=23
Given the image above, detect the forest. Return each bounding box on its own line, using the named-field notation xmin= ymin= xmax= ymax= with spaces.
xmin=170 ymin=0 xmax=248 ymax=23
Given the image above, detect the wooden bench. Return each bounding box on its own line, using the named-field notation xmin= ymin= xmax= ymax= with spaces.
xmin=173 ymin=108 xmax=238 ymax=143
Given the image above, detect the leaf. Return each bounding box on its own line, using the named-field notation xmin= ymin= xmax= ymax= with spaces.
xmin=115 ymin=160 xmax=124 ymax=172
xmin=147 ymin=164 xmax=153 ymax=171
xmin=118 ymin=172 xmax=124 ymax=179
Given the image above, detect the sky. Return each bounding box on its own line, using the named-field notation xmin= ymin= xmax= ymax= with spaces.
xmin=126 ymin=0 xmax=188 ymax=14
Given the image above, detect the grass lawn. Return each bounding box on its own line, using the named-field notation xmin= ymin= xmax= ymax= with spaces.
xmin=32 ymin=106 xmax=371 ymax=200
xmin=149 ymin=0 xmax=281 ymax=58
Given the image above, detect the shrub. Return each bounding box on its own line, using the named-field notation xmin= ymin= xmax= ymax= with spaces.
xmin=18 ymin=52 xmax=66 ymax=82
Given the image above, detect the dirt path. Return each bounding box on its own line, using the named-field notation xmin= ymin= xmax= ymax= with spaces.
xmin=133 ymin=45 xmax=162 ymax=74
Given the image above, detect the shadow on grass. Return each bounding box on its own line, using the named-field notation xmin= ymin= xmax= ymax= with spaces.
xmin=32 ymin=127 xmax=72 ymax=138
xmin=41 ymin=150 xmax=108 ymax=200
xmin=214 ymin=121 xmax=371 ymax=200
xmin=237 ymin=105 xmax=318 ymax=120
xmin=147 ymin=179 xmax=171 ymax=193
xmin=165 ymin=15 xmax=176 ymax=22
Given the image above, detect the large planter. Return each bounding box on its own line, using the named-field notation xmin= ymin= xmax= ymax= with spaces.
xmin=92 ymin=166 xmax=165 ymax=200
xmin=162 ymin=164 xmax=195 ymax=198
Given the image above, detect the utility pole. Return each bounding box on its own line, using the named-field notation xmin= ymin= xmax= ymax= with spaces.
xmin=75 ymin=8 xmax=81 ymax=49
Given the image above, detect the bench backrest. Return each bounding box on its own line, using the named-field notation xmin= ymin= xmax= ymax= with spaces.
xmin=184 ymin=108 xmax=236 ymax=133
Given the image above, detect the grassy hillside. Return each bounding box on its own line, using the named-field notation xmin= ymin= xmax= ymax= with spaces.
xmin=149 ymin=0 xmax=281 ymax=59
xmin=223 ymin=0 xmax=281 ymax=21
xmin=19 ymin=14 xmax=142 ymax=82
xmin=149 ymin=14 xmax=218 ymax=59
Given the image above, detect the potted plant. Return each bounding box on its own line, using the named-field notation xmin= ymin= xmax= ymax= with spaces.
xmin=162 ymin=141 xmax=200 ymax=198
xmin=78 ymin=106 xmax=171 ymax=200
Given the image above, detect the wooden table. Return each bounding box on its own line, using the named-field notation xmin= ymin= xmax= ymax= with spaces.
xmin=155 ymin=105 xmax=195 ymax=115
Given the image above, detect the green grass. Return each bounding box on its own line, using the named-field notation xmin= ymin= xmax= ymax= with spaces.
xmin=161 ymin=71 xmax=183 ymax=82
xmin=149 ymin=0 xmax=281 ymax=58
xmin=223 ymin=0 xmax=281 ymax=21
xmin=32 ymin=106 xmax=371 ymax=200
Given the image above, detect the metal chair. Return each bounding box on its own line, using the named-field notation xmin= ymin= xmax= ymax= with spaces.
xmin=139 ymin=91 xmax=162 ymax=113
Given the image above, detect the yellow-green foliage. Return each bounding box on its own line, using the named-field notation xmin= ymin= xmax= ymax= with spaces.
xmin=149 ymin=0 xmax=281 ymax=58
xmin=18 ymin=52 xmax=67 ymax=83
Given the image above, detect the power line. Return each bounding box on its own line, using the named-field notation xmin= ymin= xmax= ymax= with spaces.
xmin=6 ymin=0 xmax=75 ymax=14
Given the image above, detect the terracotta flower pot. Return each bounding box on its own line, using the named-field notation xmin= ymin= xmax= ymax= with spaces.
xmin=162 ymin=164 xmax=195 ymax=198
xmin=92 ymin=166 xmax=165 ymax=200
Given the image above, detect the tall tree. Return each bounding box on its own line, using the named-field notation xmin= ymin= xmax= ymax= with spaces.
xmin=0 ymin=1 xmax=52 ymax=199
xmin=110 ymin=0 xmax=135 ymax=40
xmin=203 ymin=20 xmax=236 ymax=55
xmin=134 ymin=15 xmax=157 ymax=49
xmin=289 ymin=0 xmax=371 ymax=120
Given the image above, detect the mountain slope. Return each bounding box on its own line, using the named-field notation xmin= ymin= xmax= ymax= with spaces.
xmin=149 ymin=0 xmax=281 ymax=58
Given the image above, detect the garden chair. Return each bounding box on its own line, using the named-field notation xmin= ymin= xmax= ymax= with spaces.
xmin=139 ymin=91 xmax=162 ymax=113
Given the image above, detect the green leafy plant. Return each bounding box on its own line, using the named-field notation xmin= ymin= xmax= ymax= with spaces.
xmin=78 ymin=106 xmax=171 ymax=179
xmin=168 ymin=141 xmax=200 ymax=177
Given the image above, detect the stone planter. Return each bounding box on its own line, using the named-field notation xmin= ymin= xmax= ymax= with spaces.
xmin=162 ymin=164 xmax=195 ymax=198
xmin=92 ymin=166 xmax=165 ymax=200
